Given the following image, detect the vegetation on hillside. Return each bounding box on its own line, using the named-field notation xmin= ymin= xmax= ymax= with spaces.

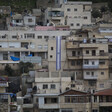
xmin=0 ymin=0 xmax=37 ymax=12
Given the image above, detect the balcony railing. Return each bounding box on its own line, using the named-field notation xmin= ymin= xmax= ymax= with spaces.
xmin=84 ymin=75 xmax=98 ymax=80
xmin=83 ymin=65 xmax=99 ymax=69
xmin=0 ymin=81 xmax=8 ymax=87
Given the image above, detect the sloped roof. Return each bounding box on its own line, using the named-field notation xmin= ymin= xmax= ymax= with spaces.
xmin=94 ymin=88 xmax=112 ymax=96
xmin=59 ymin=89 xmax=89 ymax=96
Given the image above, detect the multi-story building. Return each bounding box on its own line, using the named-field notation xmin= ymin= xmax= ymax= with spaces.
xmin=45 ymin=1 xmax=92 ymax=29
xmin=0 ymin=26 xmax=70 ymax=70
xmin=65 ymin=37 xmax=109 ymax=91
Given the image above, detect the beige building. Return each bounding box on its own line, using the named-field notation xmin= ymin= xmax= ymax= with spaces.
xmin=0 ymin=28 xmax=70 ymax=70
xmin=65 ymin=37 xmax=109 ymax=91
xmin=45 ymin=1 xmax=92 ymax=29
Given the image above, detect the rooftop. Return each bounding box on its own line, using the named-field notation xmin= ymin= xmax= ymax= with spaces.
xmin=94 ymin=88 xmax=112 ymax=96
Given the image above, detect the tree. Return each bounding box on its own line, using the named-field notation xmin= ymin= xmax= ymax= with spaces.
xmin=108 ymin=0 xmax=112 ymax=12
xmin=100 ymin=6 xmax=108 ymax=13
xmin=19 ymin=61 xmax=34 ymax=74
xmin=92 ymin=9 xmax=102 ymax=18
xmin=4 ymin=64 xmax=14 ymax=76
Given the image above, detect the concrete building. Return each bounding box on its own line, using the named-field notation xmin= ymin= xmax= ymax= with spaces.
xmin=65 ymin=37 xmax=109 ymax=91
xmin=0 ymin=27 xmax=70 ymax=70
xmin=45 ymin=1 xmax=92 ymax=29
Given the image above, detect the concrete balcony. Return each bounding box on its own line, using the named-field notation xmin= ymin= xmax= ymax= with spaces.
xmin=66 ymin=42 xmax=79 ymax=49
xmin=23 ymin=104 xmax=34 ymax=108
xmin=51 ymin=16 xmax=63 ymax=20
xmin=84 ymin=75 xmax=98 ymax=80
xmin=39 ymin=104 xmax=59 ymax=109
xmin=82 ymin=54 xmax=109 ymax=59
xmin=0 ymin=81 xmax=8 ymax=87
xmin=26 ymin=77 xmax=34 ymax=83
xmin=83 ymin=65 xmax=99 ymax=69
xmin=67 ymin=56 xmax=83 ymax=60
xmin=100 ymin=102 xmax=112 ymax=107
xmin=80 ymin=43 xmax=99 ymax=48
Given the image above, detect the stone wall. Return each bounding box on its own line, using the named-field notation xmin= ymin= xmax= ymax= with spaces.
xmin=0 ymin=102 xmax=8 ymax=112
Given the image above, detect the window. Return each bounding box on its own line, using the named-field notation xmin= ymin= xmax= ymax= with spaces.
xmin=71 ymin=84 xmax=75 ymax=88
xmin=100 ymin=50 xmax=104 ymax=55
xmin=72 ymin=51 xmax=76 ymax=56
xmin=92 ymin=61 xmax=95 ymax=65
xmin=99 ymin=60 xmax=105 ymax=65
xmin=24 ymin=33 xmax=35 ymax=39
xmin=84 ymin=60 xmax=89 ymax=64
xmin=38 ymin=36 xmax=42 ymax=39
xmin=91 ymin=72 xmax=94 ymax=76
xmin=84 ymin=16 xmax=87 ymax=19
xmin=76 ymin=23 xmax=80 ymax=26
xmin=67 ymin=8 xmax=71 ymax=11
xmin=70 ymin=23 xmax=74 ymax=26
xmin=61 ymin=109 xmax=72 ymax=112
xmin=92 ymin=109 xmax=98 ymax=112
xmin=28 ymin=18 xmax=32 ymax=22
xmin=51 ymin=47 xmax=53 ymax=50
xmin=71 ymin=60 xmax=75 ymax=66
xmin=14 ymin=52 xmax=20 ymax=58
xmin=44 ymin=45 xmax=48 ymax=49
xmin=12 ymin=35 xmax=17 ymax=39
xmin=88 ymin=81 xmax=96 ymax=86
xmin=44 ymin=36 xmax=49 ymax=39
xmin=86 ymin=50 xmax=89 ymax=54
xmin=77 ymin=60 xmax=81 ymax=65
xmin=38 ymin=45 xmax=42 ymax=49
xmin=3 ymin=53 xmax=8 ymax=60
xmin=74 ymin=8 xmax=77 ymax=11
xmin=51 ymin=84 xmax=56 ymax=89
xmin=86 ymin=72 xmax=90 ymax=75
xmin=50 ymin=55 xmax=53 ymax=58
xmin=100 ymin=84 xmax=104 ymax=88
xmin=77 ymin=51 xmax=80 ymax=56
xmin=43 ymin=84 xmax=48 ymax=89
xmin=65 ymin=96 xmax=70 ymax=103
xmin=51 ymin=98 xmax=57 ymax=103
xmin=101 ymin=72 xmax=104 ymax=75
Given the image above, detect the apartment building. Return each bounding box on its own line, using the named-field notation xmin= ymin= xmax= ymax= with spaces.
xmin=45 ymin=1 xmax=92 ymax=29
xmin=0 ymin=27 xmax=70 ymax=70
xmin=65 ymin=37 xmax=109 ymax=91
xmin=92 ymin=88 xmax=112 ymax=112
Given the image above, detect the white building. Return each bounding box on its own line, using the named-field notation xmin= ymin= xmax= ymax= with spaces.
xmin=45 ymin=1 xmax=92 ymax=29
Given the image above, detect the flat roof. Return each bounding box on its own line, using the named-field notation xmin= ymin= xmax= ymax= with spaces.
xmin=66 ymin=1 xmax=92 ymax=5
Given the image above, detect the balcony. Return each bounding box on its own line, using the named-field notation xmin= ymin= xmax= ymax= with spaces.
xmin=23 ymin=104 xmax=34 ymax=108
xmin=66 ymin=42 xmax=79 ymax=49
xmin=80 ymin=43 xmax=99 ymax=48
xmin=83 ymin=65 xmax=99 ymax=69
xmin=82 ymin=53 xmax=109 ymax=59
xmin=100 ymin=102 xmax=112 ymax=107
xmin=23 ymin=98 xmax=33 ymax=108
xmin=0 ymin=81 xmax=8 ymax=87
xmin=39 ymin=104 xmax=59 ymax=109
xmin=84 ymin=75 xmax=98 ymax=80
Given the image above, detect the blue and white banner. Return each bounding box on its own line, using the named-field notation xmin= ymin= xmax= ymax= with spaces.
xmin=56 ymin=36 xmax=61 ymax=70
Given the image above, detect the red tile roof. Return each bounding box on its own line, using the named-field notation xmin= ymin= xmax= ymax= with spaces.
xmin=94 ymin=89 xmax=112 ymax=96
xmin=59 ymin=89 xmax=89 ymax=96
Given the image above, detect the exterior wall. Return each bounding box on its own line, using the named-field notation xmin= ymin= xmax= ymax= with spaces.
xmin=48 ymin=39 xmax=67 ymax=72
xmin=23 ymin=16 xmax=36 ymax=26
xmin=59 ymin=96 xmax=91 ymax=112
xmin=34 ymin=77 xmax=71 ymax=94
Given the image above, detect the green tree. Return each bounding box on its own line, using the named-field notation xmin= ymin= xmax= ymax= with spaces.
xmin=19 ymin=61 xmax=34 ymax=74
xmin=100 ymin=6 xmax=108 ymax=13
xmin=92 ymin=9 xmax=102 ymax=18
xmin=108 ymin=0 xmax=112 ymax=12
xmin=4 ymin=64 xmax=14 ymax=76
